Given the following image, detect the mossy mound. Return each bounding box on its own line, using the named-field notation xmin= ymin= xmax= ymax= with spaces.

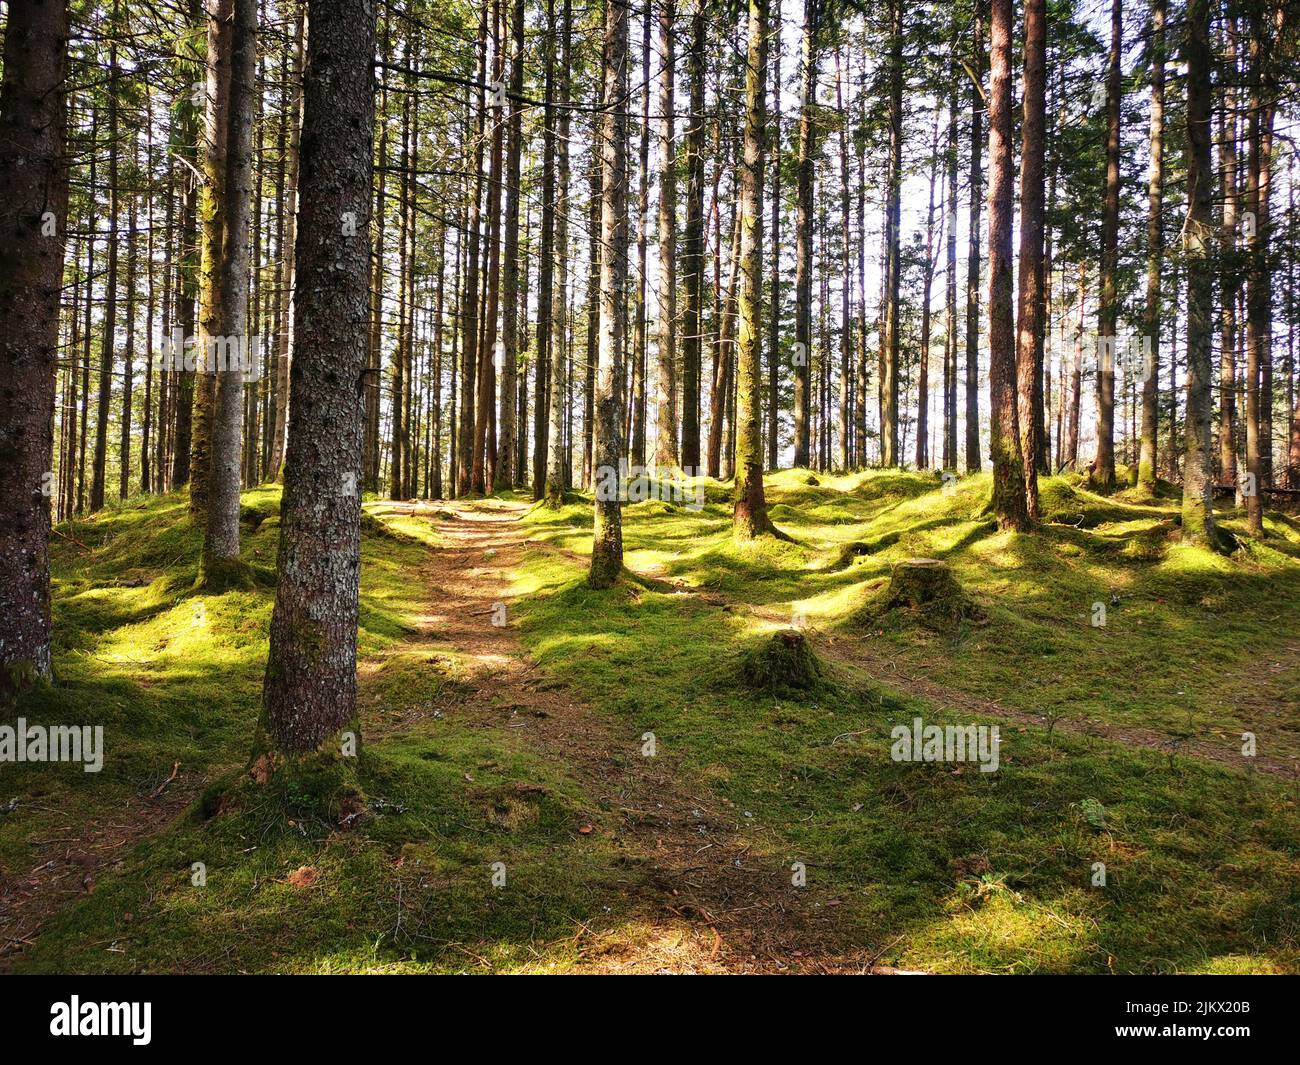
xmin=193 ymin=555 xmax=256 ymax=593
xmin=738 ymin=629 xmax=825 ymax=694
xmin=204 ymin=732 xmax=368 ymax=833
xmin=862 ymin=558 xmax=985 ymax=634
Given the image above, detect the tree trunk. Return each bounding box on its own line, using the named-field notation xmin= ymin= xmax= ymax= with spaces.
xmin=262 ymin=0 xmax=376 ymax=753
xmin=496 ymin=0 xmax=526 ymax=491
xmin=200 ymin=0 xmax=256 ymax=585
xmin=654 ymin=0 xmax=681 ymax=472
xmin=1243 ymin=11 xmax=1277 ymax=535
xmin=879 ymin=0 xmax=903 ymax=467
xmin=986 ymin=0 xmax=1028 ymax=530
xmin=629 ymin=5 xmax=650 ymax=469
xmin=837 ymin=49 xmax=853 ymax=471
xmin=964 ymin=3 xmax=984 ymax=473
xmin=917 ymin=104 xmax=940 ymax=471
xmin=268 ymin=6 xmax=303 ymax=483
xmin=473 ymin=2 xmax=504 ymax=495
xmin=589 ymin=0 xmax=628 ymax=587
xmin=544 ymin=0 xmax=572 ymax=504
xmin=792 ymin=0 xmax=818 ymax=469
xmin=532 ymin=0 xmax=557 ymax=498
xmin=0 ymin=0 xmax=70 ymax=698
xmin=1137 ymin=0 xmax=1165 ymax=492
xmin=457 ymin=9 xmax=487 ymax=498
xmin=1178 ymin=0 xmax=1219 ymax=548
xmin=680 ymin=1 xmax=706 ymax=472
xmin=92 ymin=1 xmax=122 ymax=513
xmin=1014 ymin=0 xmax=1046 ymax=517
xmin=1218 ymin=20 xmax=1239 ymax=489
xmin=734 ymin=0 xmax=777 ymax=539
xmin=943 ymin=79 xmax=959 ymax=470
xmin=1093 ymin=0 xmax=1122 ymax=490
xmin=767 ymin=0 xmax=784 ymax=471
xmin=190 ymin=0 xmax=233 ymax=518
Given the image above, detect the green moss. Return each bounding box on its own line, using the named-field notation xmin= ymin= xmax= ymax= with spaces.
xmin=195 ymin=554 xmax=256 ymax=593
xmin=15 ymin=472 xmax=1300 ymax=974
xmin=738 ymin=630 xmax=826 ymax=694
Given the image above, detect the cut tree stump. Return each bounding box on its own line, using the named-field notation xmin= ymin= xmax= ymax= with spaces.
xmin=874 ymin=558 xmax=984 ymax=633
xmin=739 ymin=629 xmax=824 ymax=693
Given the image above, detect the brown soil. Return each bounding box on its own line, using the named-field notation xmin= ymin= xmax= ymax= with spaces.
xmin=0 ymin=777 xmax=201 ymax=970
xmin=387 ymin=498 xmax=898 ymax=974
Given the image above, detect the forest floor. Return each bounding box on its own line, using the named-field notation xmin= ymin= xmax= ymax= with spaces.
xmin=3 ymin=468 xmax=1299 ymax=973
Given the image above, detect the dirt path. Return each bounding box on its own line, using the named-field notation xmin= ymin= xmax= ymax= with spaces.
xmin=384 ymin=498 xmax=899 ymax=974
xmin=0 ymin=778 xmax=201 ymax=970
xmin=645 ymin=574 xmax=1299 ymax=781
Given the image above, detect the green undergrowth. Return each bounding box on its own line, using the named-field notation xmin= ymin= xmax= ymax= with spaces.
xmin=9 ymin=488 xmax=622 ymax=974
xmin=11 ymin=469 xmax=1300 ymax=974
xmin=510 ymin=468 xmax=1300 ymax=972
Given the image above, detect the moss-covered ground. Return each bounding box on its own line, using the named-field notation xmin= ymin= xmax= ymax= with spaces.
xmin=5 ymin=469 xmax=1297 ymax=973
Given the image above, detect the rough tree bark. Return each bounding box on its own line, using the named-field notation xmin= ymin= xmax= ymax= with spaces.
xmin=964 ymin=3 xmax=984 ymax=473
xmin=496 ymin=0 xmax=525 ymax=491
xmin=261 ymin=0 xmax=376 ymax=752
xmin=1093 ymin=0 xmax=1122 ymax=490
xmin=680 ymin=0 xmax=707 ymax=472
xmin=733 ymin=0 xmax=778 ymax=539
xmin=1015 ymin=0 xmax=1046 ymax=517
xmin=1137 ymin=0 xmax=1165 ymax=493
xmin=0 ymin=0 xmax=70 ymax=698
xmin=267 ymin=5 xmax=303 ymax=483
xmin=986 ymin=0 xmax=1029 ymax=530
xmin=588 ymin=0 xmax=628 ymax=588
xmin=544 ymin=0 xmax=572 ymax=505
xmin=655 ymin=0 xmax=681 ymax=472
xmin=792 ymin=0 xmax=818 ymax=468
xmin=880 ymin=0 xmax=903 ymax=467
xmin=200 ymin=0 xmax=256 ymax=587
xmin=1179 ymin=0 xmax=1220 ymax=548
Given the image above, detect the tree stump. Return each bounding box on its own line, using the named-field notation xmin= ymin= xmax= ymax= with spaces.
xmin=739 ymin=629 xmax=824 ymax=693
xmin=879 ymin=558 xmax=982 ymax=633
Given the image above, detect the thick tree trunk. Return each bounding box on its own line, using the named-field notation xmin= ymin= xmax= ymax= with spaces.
xmin=837 ymin=50 xmax=853 ymax=471
xmin=879 ymin=0 xmax=903 ymax=467
xmin=1243 ymin=13 xmax=1277 ymax=535
xmin=1014 ymin=0 xmax=1046 ymax=517
xmin=1137 ymin=0 xmax=1165 ymax=492
xmin=964 ymin=4 xmax=984 ymax=473
xmin=767 ymin=0 xmax=783 ymax=471
xmin=733 ymin=0 xmax=776 ymax=539
xmin=917 ymin=105 xmax=940 ymax=471
xmin=544 ymin=0 xmax=572 ymax=504
xmin=91 ymin=3 xmax=122 ymax=513
xmin=655 ymin=0 xmax=681 ymax=472
xmin=1179 ymin=0 xmax=1219 ymax=548
xmin=792 ymin=0 xmax=818 ymax=468
xmin=0 ymin=0 xmax=70 ymax=698
xmin=986 ymin=0 xmax=1028 ymax=530
xmin=262 ymin=0 xmax=376 ymax=753
xmin=496 ymin=0 xmax=525 ymax=491
xmin=532 ymin=0 xmax=557 ymax=498
xmin=1093 ymin=0 xmax=1122 ymax=490
xmin=589 ymin=0 xmax=628 ymax=587
xmin=943 ymin=81 xmax=959 ymax=470
xmin=456 ymin=9 xmax=487 ymax=498
xmin=190 ymin=0 xmax=233 ymax=518
xmin=200 ymin=0 xmax=256 ymax=584
xmin=680 ymin=2 xmax=706 ymax=472
xmin=1218 ymin=22 xmax=1239 ymax=489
